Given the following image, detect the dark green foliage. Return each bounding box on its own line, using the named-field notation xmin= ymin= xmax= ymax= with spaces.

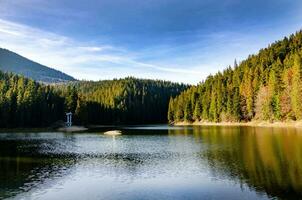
xmin=3 ymin=30 xmax=302 ymax=126
xmin=64 ymin=86 xmax=78 ymax=113
xmin=0 ymin=71 xmax=65 ymax=128
xmin=168 ymin=30 xmax=302 ymax=123
xmin=67 ymin=77 xmax=188 ymax=125
xmin=0 ymin=73 xmax=187 ymax=127
xmin=193 ymin=101 xmax=202 ymax=121
xmin=0 ymin=48 xmax=75 ymax=83
xmin=167 ymin=98 xmax=175 ymax=122
xmin=184 ymin=101 xmax=193 ymax=121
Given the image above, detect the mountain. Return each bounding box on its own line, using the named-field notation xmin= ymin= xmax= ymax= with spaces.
xmin=0 ymin=48 xmax=75 ymax=83
xmin=168 ymin=30 xmax=302 ymax=123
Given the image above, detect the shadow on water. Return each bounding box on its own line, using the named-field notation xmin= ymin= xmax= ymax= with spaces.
xmin=0 ymin=133 xmax=77 ymax=199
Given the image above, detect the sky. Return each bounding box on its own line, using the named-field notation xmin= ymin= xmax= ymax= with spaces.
xmin=0 ymin=0 xmax=301 ymax=84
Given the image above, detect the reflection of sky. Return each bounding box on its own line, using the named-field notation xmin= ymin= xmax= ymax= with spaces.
xmin=7 ymin=130 xmax=266 ymax=199
xmin=17 ymin=162 xmax=264 ymax=200
xmin=2 ymin=127 xmax=302 ymax=199
xmin=0 ymin=0 xmax=301 ymax=83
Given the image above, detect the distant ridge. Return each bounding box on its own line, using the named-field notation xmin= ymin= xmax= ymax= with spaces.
xmin=0 ymin=48 xmax=76 ymax=83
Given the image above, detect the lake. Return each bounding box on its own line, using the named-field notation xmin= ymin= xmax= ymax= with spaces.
xmin=0 ymin=125 xmax=302 ymax=200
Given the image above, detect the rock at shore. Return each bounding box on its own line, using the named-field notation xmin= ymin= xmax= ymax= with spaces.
xmin=104 ymin=130 xmax=122 ymax=136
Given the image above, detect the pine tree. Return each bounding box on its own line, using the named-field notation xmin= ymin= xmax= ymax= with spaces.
xmin=168 ymin=31 xmax=302 ymax=123
xmin=65 ymin=86 xmax=78 ymax=113
xmin=184 ymin=101 xmax=193 ymax=121
xmin=290 ymin=54 xmax=302 ymax=119
xmin=168 ymin=98 xmax=174 ymax=123
xmin=209 ymin=91 xmax=218 ymax=122
xmin=232 ymin=87 xmax=241 ymax=121
xmin=226 ymin=90 xmax=233 ymax=119
xmin=193 ymin=101 xmax=202 ymax=121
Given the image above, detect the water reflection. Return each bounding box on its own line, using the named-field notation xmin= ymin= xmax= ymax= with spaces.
xmin=0 ymin=127 xmax=302 ymax=199
xmin=169 ymin=126 xmax=302 ymax=199
xmin=0 ymin=134 xmax=76 ymax=199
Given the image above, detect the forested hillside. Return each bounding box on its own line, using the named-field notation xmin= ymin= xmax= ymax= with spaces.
xmin=64 ymin=78 xmax=188 ymax=124
xmin=0 ymin=48 xmax=75 ymax=83
xmin=168 ymin=30 xmax=302 ymax=123
xmin=0 ymin=71 xmax=66 ymax=128
xmin=0 ymin=73 xmax=187 ymax=127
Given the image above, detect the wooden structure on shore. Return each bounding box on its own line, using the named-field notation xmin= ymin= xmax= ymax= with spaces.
xmin=66 ymin=112 xmax=72 ymax=127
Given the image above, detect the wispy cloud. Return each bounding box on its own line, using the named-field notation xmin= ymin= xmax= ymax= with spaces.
xmin=0 ymin=0 xmax=301 ymax=84
xmin=0 ymin=18 xmax=202 ymax=83
xmin=0 ymin=13 xmax=301 ymax=84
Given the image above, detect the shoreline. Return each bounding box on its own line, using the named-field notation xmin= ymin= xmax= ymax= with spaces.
xmin=174 ymin=121 xmax=302 ymax=128
xmin=0 ymin=126 xmax=89 ymax=133
xmin=0 ymin=127 xmax=55 ymax=132
xmin=57 ymin=126 xmax=88 ymax=132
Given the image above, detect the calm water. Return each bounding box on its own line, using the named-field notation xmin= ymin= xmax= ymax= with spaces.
xmin=1 ymin=125 xmax=302 ymax=200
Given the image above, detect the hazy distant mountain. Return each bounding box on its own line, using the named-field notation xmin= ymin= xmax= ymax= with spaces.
xmin=0 ymin=48 xmax=76 ymax=83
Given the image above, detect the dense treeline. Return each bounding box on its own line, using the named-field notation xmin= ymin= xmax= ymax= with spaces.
xmin=4 ymin=30 xmax=302 ymax=127
xmin=0 ymin=73 xmax=187 ymax=127
xmin=0 ymin=71 xmax=66 ymax=128
xmin=168 ymin=30 xmax=302 ymax=123
xmin=64 ymin=78 xmax=188 ymax=124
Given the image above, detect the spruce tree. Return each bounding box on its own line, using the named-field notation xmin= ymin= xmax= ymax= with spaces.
xmin=168 ymin=98 xmax=174 ymax=123
xmin=184 ymin=101 xmax=193 ymax=121
xmin=193 ymin=101 xmax=202 ymax=121
xmin=291 ymin=54 xmax=302 ymax=119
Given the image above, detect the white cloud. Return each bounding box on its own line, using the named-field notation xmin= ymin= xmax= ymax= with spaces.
xmin=0 ymin=18 xmax=203 ymax=83
xmin=1 ymin=17 xmax=300 ymax=84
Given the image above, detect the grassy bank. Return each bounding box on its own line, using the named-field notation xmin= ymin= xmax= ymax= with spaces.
xmin=174 ymin=120 xmax=302 ymax=128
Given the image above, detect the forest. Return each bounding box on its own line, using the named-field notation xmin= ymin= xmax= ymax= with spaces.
xmin=168 ymin=30 xmax=302 ymax=123
xmin=62 ymin=78 xmax=188 ymax=125
xmin=2 ymin=30 xmax=302 ymax=127
xmin=0 ymin=71 xmax=65 ymax=128
xmin=0 ymin=73 xmax=187 ymax=128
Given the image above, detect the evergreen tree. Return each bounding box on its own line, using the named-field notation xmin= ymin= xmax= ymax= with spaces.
xmin=184 ymin=101 xmax=193 ymax=121
xmin=193 ymin=101 xmax=202 ymax=121
xmin=168 ymin=30 xmax=302 ymax=123
xmin=290 ymin=54 xmax=302 ymax=120
xmin=168 ymin=98 xmax=174 ymax=123
xmin=232 ymin=87 xmax=241 ymax=121
xmin=209 ymin=91 xmax=218 ymax=122
xmin=0 ymin=72 xmax=65 ymax=128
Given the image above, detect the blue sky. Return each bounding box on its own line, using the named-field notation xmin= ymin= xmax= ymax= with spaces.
xmin=0 ymin=0 xmax=301 ymax=84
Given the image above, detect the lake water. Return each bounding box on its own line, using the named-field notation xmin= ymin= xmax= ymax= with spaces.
xmin=1 ymin=125 xmax=302 ymax=200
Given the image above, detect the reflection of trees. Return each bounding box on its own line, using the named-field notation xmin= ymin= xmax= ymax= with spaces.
xmin=0 ymin=132 xmax=169 ymax=199
xmin=0 ymin=138 xmax=76 ymax=199
xmin=172 ymin=126 xmax=302 ymax=199
xmin=0 ymin=157 xmax=75 ymax=199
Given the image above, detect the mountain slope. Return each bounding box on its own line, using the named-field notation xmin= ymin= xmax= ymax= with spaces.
xmin=0 ymin=48 xmax=75 ymax=83
xmin=168 ymin=30 xmax=302 ymax=123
